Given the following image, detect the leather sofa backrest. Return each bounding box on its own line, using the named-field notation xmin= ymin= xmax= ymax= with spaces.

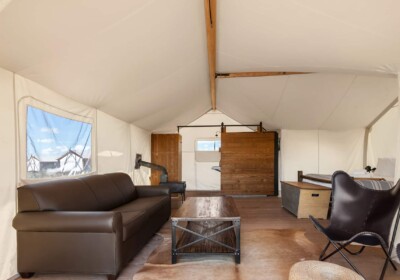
xmin=103 ymin=172 xmax=138 ymax=203
xmin=18 ymin=172 xmax=137 ymax=212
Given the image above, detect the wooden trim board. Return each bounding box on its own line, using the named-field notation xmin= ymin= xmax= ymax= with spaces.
xmin=281 ymin=181 xmax=330 ymax=191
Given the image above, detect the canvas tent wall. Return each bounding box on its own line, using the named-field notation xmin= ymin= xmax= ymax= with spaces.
xmin=366 ymin=104 xmax=398 ymax=181
xmin=0 ymin=67 xmax=152 ymax=279
xmin=280 ymin=129 xmax=365 ymax=182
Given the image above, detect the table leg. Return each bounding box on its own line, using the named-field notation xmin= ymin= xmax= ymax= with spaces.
xmin=233 ymin=219 xmax=241 ymax=264
xmin=171 ymin=220 xmax=178 ymax=264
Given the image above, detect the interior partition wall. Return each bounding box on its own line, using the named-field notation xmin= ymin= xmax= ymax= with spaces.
xmin=179 ymin=110 xmax=252 ymax=191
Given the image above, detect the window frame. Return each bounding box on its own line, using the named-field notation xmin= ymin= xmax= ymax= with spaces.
xmin=18 ymin=97 xmax=97 ymax=183
xmin=195 ymin=138 xmax=221 ymax=152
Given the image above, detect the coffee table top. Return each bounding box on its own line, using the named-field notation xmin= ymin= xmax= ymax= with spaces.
xmin=171 ymin=196 xmax=240 ymax=221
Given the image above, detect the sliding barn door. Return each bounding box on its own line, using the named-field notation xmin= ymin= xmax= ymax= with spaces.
xmin=221 ymin=131 xmax=278 ymax=195
xmin=150 ymin=134 xmax=182 ymax=185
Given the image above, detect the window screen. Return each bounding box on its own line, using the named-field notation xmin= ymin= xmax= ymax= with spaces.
xmin=26 ymin=106 xmax=92 ymax=178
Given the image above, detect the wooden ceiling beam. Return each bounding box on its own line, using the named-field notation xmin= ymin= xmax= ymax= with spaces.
xmin=204 ymin=0 xmax=217 ymax=110
xmin=216 ymin=72 xmax=312 ymax=78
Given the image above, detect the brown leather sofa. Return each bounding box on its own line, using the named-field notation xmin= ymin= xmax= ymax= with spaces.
xmin=12 ymin=172 xmax=171 ymax=280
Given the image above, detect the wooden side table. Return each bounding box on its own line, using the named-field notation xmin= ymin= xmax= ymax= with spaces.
xmin=281 ymin=181 xmax=331 ymax=219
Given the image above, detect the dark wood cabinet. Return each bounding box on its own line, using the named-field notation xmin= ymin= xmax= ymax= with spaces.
xmin=150 ymin=133 xmax=181 ymax=185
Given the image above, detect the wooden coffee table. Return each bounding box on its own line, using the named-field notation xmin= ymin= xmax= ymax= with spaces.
xmin=171 ymin=196 xmax=241 ymax=264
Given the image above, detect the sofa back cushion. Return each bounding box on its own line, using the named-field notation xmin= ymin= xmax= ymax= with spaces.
xmin=103 ymin=173 xmax=138 ymax=203
xmin=18 ymin=179 xmax=99 ymax=212
xmin=78 ymin=175 xmax=126 ymax=210
xmin=18 ymin=173 xmax=137 ymax=212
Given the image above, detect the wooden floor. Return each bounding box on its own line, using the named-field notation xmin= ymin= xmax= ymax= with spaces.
xmin=169 ymin=192 xmax=400 ymax=280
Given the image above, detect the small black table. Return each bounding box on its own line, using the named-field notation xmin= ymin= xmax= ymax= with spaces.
xmin=160 ymin=181 xmax=186 ymax=202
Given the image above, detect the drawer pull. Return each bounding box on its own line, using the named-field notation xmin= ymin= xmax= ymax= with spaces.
xmin=312 ymin=193 xmax=320 ymax=197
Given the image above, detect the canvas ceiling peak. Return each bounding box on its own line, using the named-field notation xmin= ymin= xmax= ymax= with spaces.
xmin=203 ymin=0 xmax=312 ymax=110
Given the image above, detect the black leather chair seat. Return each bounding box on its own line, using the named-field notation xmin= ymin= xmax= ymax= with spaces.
xmin=325 ymin=227 xmax=382 ymax=246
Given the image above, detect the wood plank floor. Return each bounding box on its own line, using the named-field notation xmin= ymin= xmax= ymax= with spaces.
xmin=168 ymin=193 xmax=400 ymax=280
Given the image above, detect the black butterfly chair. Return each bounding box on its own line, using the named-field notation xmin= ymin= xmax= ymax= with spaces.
xmin=309 ymin=171 xmax=400 ymax=280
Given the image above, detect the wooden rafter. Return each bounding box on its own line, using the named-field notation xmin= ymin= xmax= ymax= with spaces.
xmin=204 ymin=0 xmax=217 ymax=110
xmin=216 ymin=72 xmax=312 ymax=78
xmin=203 ymin=1 xmax=310 ymax=109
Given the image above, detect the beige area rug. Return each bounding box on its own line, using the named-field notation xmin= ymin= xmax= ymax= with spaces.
xmin=132 ymin=229 xmax=321 ymax=280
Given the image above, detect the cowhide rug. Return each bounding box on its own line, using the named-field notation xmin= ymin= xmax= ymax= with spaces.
xmin=132 ymin=229 xmax=320 ymax=280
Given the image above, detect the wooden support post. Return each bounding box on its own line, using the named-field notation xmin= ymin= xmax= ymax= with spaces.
xmin=221 ymin=122 xmax=226 ymax=133
xmin=298 ymin=171 xmax=303 ymax=182
xmin=204 ymin=0 xmax=217 ymax=110
xmin=257 ymin=122 xmax=263 ymax=132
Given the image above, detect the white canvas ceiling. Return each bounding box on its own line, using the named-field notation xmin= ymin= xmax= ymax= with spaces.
xmin=0 ymin=0 xmax=399 ymax=131
xmin=217 ymin=0 xmax=400 ymax=74
xmin=217 ymin=73 xmax=398 ymax=130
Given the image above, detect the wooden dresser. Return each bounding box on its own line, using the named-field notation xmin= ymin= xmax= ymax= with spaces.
xmin=281 ymin=181 xmax=331 ymax=219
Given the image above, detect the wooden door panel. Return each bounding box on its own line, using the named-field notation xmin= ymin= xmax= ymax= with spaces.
xmin=221 ymin=131 xmax=278 ymax=195
xmin=150 ymin=134 xmax=181 ymax=185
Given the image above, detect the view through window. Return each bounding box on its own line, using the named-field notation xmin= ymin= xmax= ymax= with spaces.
xmin=26 ymin=106 xmax=92 ymax=178
xmin=196 ymin=139 xmax=221 ymax=151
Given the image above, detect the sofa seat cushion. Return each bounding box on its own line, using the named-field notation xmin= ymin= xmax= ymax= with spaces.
xmin=113 ymin=196 xmax=169 ymax=218
xmin=120 ymin=211 xmax=148 ymax=241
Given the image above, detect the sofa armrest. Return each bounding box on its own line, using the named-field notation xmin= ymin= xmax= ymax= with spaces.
xmin=13 ymin=211 xmax=122 ymax=233
xmin=135 ymin=185 xmax=170 ymax=197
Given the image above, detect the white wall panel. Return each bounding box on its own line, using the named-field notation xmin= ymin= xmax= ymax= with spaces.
xmin=280 ymin=130 xmax=319 ymax=182
xmin=0 ymin=67 xmax=17 ymax=279
xmin=281 ymin=129 xmax=364 ymax=183
xmin=318 ymin=129 xmax=364 ymax=174
xmin=181 ymin=111 xmax=251 ymax=191
xmin=97 ymin=111 xmax=131 ymax=174
xmin=182 ymin=152 xmax=196 ymax=189
xmin=368 ymin=106 xmax=398 ymax=166
xmin=130 ymin=124 xmax=151 ymax=185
